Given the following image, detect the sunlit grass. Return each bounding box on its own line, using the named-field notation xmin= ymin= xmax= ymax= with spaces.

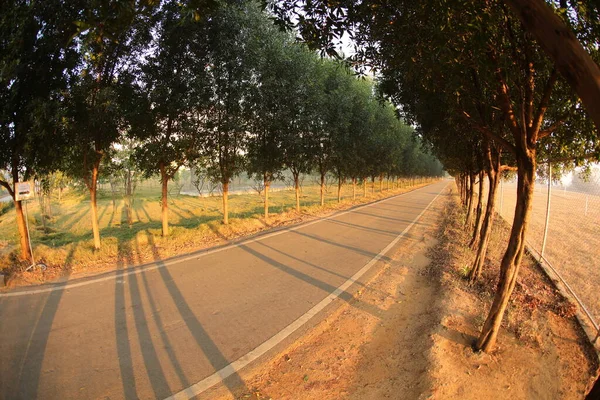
xmin=0 ymin=177 xmax=436 ymax=284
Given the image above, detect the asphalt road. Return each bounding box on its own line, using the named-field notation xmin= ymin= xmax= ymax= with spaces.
xmin=0 ymin=180 xmax=448 ymax=400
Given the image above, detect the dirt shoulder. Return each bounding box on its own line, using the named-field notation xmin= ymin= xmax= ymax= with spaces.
xmin=427 ymin=189 xmax=598 ymax=399
xmin=211 ymin=181 xmax=446 ymax=400
xmin=213 ymin=187 xmax=598 ymax=399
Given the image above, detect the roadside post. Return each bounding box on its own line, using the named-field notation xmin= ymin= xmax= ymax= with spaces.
xmin=15 ymin=181 xmax=47 ymax=272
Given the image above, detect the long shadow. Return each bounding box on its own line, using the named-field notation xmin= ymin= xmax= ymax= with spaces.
xmin=171 ymin=202 xmax=198 ymax=219
xmin=367 ymin=203 xmax=426 ymax=213
xmin=134 ymin=200 xmax=154 ymax=223
xmin=108 ymin=201 xmax=118 ymax=227
xmin=126 ymin=238 xmax=171 ymax=398
xmin=352 ymin=210 xmax=422 ymax=225
xmin=238 ymin=243 xmax=384 ymax=318
xmin=146 ymin=232 xmax=251 ymax=397
xmin=4 ymin=245 xmax=77 ymax=399
xmin=290 ymin=230 xmax=390 ymax=262
xmin=326 ymin=219 xmax=399 ymax=237
xmin=97 ymin=203 xmax=109 ymax=224
xmin=132 ymin=232 xmax=190 ymax=388
xmin=254 ymin=241 xmax=389 ymax=298
xmin=114 ymin=206 xmax=139 ymax=400
xmin=55 ymin=206 xmax=88 ymax=231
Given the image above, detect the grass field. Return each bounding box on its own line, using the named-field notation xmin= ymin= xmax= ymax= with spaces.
xmin=0 ymin=177 xmax=435 ymax=285
xmin=494 ymin=180 xmax=600 ymax=325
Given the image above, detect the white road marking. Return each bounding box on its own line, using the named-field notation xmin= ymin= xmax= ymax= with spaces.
xmin=0 ymin=183 xmax=440 ymax=298
xmin=164 ymin=185 xmax=445 ymax=400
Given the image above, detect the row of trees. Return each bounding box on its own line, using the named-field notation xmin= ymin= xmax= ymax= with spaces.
xmin=1 ymin=1 xmax=442 ymax=262
xmin=271 ymin=0 xmax=600 ymax=386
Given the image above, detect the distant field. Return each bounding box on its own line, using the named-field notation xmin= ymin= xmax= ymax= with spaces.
xmin=497 ymin=180 xmax=600 ymax=324
xmin=0 ymin=177 xmax=432 ymax=284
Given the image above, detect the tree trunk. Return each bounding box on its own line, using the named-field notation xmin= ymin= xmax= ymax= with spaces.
xmin=222 ymin=181 xmax=229 ymax=224
xmin=160 ymin=164 xmax=169 ymax=237
xmin=294 ymin=175 xmax=300 ymax=212
xmin=387 ymin=177 xmax=390 ymax=191
xmin=379 ymin=174 xmax=383 ymax=192
xmin=320 ymin=173 xmax=325 ymax=206
xmin=476 ymin=150 xmax=535 ymax=352
xmin=90 ymin=162 xmax=101 ymax=250
xmin=337 ymin=177 xmax=342 ymax=203
xmin=371 ymin=177 xmax=375 ymax=194
xmin=363 ymin=179 xmax=367 ymax=197
xmin=470 ymin=148 xmax=500 ymax=282
xmin=126 ymin=172 xmax=133 ymax=226
xmin=586 ymin=374 xmax=600 ymax=400
xmin=14 ymin=199 xmax=32 ymax=261
xmin=264 ymin=175 xmax=270 ymax=222
xmin=504 ymin=0 xmax=600 ymax=133
xmin=352 ymin=177 xmax=356 ymax=200
xmin=465 ymin=172 xmax=475 ymax=227
xmin=470 ymin=170 xmax=485 ymax=248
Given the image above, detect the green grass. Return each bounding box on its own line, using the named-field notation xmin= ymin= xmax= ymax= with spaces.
xmin=0 ymin=177 xmax=435 ymax=283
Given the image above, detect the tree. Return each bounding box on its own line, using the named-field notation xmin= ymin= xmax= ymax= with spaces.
xmin=131 ymin=1 xmax=209 ymax=236
xmin=246 ymin=28 xmax=305 ymax=221
xmin=65 ymin=0 xmax=156 ymax=249
xmin=0 ymin=0 xmax=79 ymax=260
xmin=201 ymin=3 xmax=266 ymax=224
xmin=271 ymin=0 xmax=599 ymax=354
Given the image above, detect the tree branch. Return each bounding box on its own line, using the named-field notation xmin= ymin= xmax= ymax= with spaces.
xmin=487 ymin=48 xmax=521 ymax=142
xmin=538 ymin=119 xmax=564 ymax=139
xmin=0 ymin=179 xmax=15 ymax=198
xmin=462 ymin=110 xmax=516 ymax=154
xmin=504 ymin=0 xmax=600 ymax=135
xmin=530 ymin=67 xmax=558 ymax=145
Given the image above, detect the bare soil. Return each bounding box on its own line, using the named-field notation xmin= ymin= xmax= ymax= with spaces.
xmin=210 ymin=187 xmax=598 ymax=400
xmin=428 ymin=190 xmax=598 ymax=399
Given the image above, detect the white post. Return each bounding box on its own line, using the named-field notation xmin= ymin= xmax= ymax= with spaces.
xmin=540 ymin=162 xmax=552 ymax=261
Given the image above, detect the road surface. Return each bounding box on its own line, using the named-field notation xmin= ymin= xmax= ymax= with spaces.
xmin=0 ymin=180 xmax=448 ymax=400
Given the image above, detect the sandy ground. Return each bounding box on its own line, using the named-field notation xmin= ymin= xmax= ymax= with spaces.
xmin=207 ymin=186 xmax=599 ymax=400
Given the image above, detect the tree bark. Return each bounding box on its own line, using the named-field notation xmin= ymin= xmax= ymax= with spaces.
xmin=125 ymin=171 xmax=133 ymax=226
xmin=465 ymin=172 xmax=475 ymax=227
xmin=14 ymin=199 xmax=32 ymax=261
xmin=222 ymin=181 xmax=229 ymax=224
xmin=371 ymin=176 xmax=375 ymax=194
xmin=476 ymin=149 xmax=535 ymax=352
xmin=470 ymin=147 xmax=500 ymax=282
xmin=320 ymin=173 xmax=325 ymax=206
xmin=90 ymin=162 xmax=101 ymax=250
xmin=337 ymin=177 xmax=342 ymax=203
xmin=352 ymin=177 xmax=356 ymax=200
xmin=470 ymin=170 xmax=485 ymax=248
xmin=294 ymin=175 xmax=300 ymax=212
xmin=160 ymin=163 xmax=169 ymax=237
xmin=586 ymin=374 xmax=600 ymax=400
xmin=379 ymin=174 xmax=383 ymax=192
xmin=264 ymin=175 xmax=270 ymax=222
xmin=504 ymin=0 xmax=600 ymax=133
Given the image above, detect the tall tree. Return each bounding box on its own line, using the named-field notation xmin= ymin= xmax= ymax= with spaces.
xmin=131 ymin=1 xmax=209 ymax=236
xmin=201 ymin=2 xmax=265 ymax=224
xmin=66 ymin=0 xmax=156 ymax=249
xmin=0 ymin=0 xmax=80 ymax=260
